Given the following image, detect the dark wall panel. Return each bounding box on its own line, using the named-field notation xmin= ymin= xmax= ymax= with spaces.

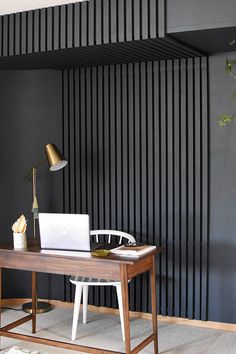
xmin=209 ymin=51 xmax=236 ymax=324
xmin=62 ymin=58 xmax=209 ymax=320
xmin=0 ymin=70 xmax=64 ymax=301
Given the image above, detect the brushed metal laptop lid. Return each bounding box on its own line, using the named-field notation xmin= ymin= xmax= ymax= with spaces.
xmin=39 ymin=213 xmax=90 ymax=251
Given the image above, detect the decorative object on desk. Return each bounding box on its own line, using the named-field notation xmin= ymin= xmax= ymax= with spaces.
xmin=110 ymin=244 xmax=156 ymax=257
xmin=23 ymin=143 xmax=67 ymax=315
xmin=91 ymin=249 xmax=110 ymax=257
xmin=12 ymin=215 xmax=27 ymax=249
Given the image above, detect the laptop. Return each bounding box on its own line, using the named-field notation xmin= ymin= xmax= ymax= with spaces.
xmin=39 ymin=213 xmax=91 ymax=251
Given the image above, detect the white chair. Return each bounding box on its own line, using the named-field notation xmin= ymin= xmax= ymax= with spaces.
xmin=70 ymin=230 xmax=136 ymax=341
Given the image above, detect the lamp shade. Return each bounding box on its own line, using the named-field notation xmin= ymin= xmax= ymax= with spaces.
xmin=45 ymin=143 xmax=68 ymax=171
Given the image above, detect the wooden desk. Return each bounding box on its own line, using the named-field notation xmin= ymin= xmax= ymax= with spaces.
xmin=0 ymin=245 xmax=161 ymax=354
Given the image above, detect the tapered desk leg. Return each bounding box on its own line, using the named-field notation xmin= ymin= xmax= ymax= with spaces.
xmin=150 ymin=255 xmax=158 ymax=353
xmin=32 ymin=272 xmax=37 ymax=334
xmin=120 ymin=264 xmax=131 ymax=354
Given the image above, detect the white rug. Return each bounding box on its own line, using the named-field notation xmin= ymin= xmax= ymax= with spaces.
xmin=1 ymin=307 xmax=236 ymax=353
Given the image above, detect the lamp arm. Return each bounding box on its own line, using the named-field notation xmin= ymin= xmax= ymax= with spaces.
xmin=24 ymin=158 xmax=47 ymax=180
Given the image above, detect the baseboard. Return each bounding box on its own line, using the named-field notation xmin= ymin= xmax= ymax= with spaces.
xmin=2 ymin=298 xmax=236 ymax=332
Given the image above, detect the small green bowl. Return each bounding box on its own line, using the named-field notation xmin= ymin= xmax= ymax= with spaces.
xmin=91 ymin=249 xmax=110 ymax=257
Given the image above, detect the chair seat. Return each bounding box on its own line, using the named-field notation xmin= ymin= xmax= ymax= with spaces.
xmin=70 ymin=276 xmax=120 ymax=286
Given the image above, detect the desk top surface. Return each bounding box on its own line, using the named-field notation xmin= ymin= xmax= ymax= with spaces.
xmin=0 ymin=243 xmax=162 ymax=265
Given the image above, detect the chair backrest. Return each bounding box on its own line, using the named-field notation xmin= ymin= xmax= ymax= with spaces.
xmin=90 ymin=230 xmax=135 ymax=245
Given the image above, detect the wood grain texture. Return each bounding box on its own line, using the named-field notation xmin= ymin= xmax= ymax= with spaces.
xmin=0 ymin=245 xmax=159 ymax=354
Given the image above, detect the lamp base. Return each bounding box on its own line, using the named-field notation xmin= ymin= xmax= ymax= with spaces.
xmin=22 ymin=301 xmax=52 ymax=314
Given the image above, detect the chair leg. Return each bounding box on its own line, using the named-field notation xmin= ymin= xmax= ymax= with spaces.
xmin=116 ymin=284 xmax=125 ymax=341
xmin=71 ymin=284 xmax=83 ymax=341
xmin=83 ymin=285 xmax=89 ymax=324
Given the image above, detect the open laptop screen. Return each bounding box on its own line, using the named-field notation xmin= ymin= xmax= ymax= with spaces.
xmin=39 ymin=213 xmax=90 ymax=251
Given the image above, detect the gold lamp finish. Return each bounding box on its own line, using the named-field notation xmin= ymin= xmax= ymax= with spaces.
xmin=23 ymin=143 xmax=67 ymax=315
xmin=45 ymin=143 xmax=67 ymax=171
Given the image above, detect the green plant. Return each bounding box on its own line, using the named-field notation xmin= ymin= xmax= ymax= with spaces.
xmin=218 ymin=56 xmax=236 ymax=126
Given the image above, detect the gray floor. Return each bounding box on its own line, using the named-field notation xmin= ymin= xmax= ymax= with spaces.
xmin=1 ymin=307 xmax=236 ymax=353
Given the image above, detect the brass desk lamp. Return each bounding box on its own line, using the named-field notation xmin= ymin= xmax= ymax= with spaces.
xmin=22 ymin=143 xmax=68 ymax=314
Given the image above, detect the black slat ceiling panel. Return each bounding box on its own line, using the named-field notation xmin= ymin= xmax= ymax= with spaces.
xmin=0 ymin=0 xmax=204 ymax=70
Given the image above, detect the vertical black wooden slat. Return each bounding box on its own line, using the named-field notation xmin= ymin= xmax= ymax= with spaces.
xmin=97 ymin=66 xmax=105 ymax=306
xmin=126 ymin=0 xmax=133 ymax=41
xmin=180 ymin=58 xmax=188 ymax=318
xmin=53 ymin=6 xmax=60 ymax=50
xmin=173 ymin=58 xmax=181 ymax=317
xmin=21 ymin=12 xmax=27 ymax=54
xmin=91 ymin=65 xmax=99 ymax=293
xmin=122 ymin=63 xmax=129 ymax=232
xmin=118 ymin=0 xmax=125 ymax=42
xmin=3 ymin=15 xmax=8 ymax=56
xmin=194 ymin=57 xmax=201 ymax=320
xmin=67 ymin=4 xmax=73 ymax=48
xmin=69 ymin=69 xmax=75 ymax=214
xmin=160 ymin=60 xmax=167 ymax=315
xmin=110 ymin=65 xmax=117 ymax=233
xmin=86 ymin=67 xmax=94 ymax=307
xmin=153 ymin=60 xmax=161 ymax=313
xmin=140 ymin=61 xmax=148 ymax=312
xmin=167 ymin=59 xmax=174 ymax=316
xmin=88 ymin=0 xmax=95 ymax=46
xmin=74 ymin=2 xmax=80 ymax=47
xmin=158 ymin=0 xmax=166 ymax=38
xmin=150 ymin=0 xmax=157 ymax=38
xmin=33 ymin=9 xmax=40 ymax=53
xmin=110 ymin=0 xmax=117 ymax=43
xmin=134 ymin=62 xmax=141 ymax=311
xmin=133 ymin=0 xmax=141 ymax=41
xmin=92 ymin=66 xmax=98 ymax=229
xmin=63 ymin=70 xmax=70 ymax=214
xmin=187 ymin=58 xmax=194 ymax=319
xmin=116 ymin=64 xmax=122 ymax=230
xmin=80 ymin=68 xmax=87 ymax=213
xmin=95 ymin=0 xmax=102 ymax=45
xmin=9 ymin=14 xmax=14 ymax=56
xmin=15 ymin=13 xmax=21 ymax=55
xmin=62 ymin=70 xmax=71 ymax=303
xmin=0 ymin=17 xmax=2 ymax=57
xmin=47 ymin=7 xmax=53 ymax=51
xmin=104 ymin=65 xmax=110 ymax=232
xmin=147 ymin=61 xmax=154 ymax=313
xmin=103 ymin=0 xmax=109 ymax=44
xmin=98 ymin=66 xmax=105 ymax=231
xmin=86 ymin=67 xmax=93 ymax=218
xmin=201 ymin=57 xmax=209 ymax=321
xmin=141 ymin=0 xmax=148 ymax=39
xmin=128 ymin=63 xmax=135 ymax=311
xmin=81 ymin=1 xmax=88 ymax=46
xmin=40 ymin=8 xmax=46 ymax=52
xmin=60 ymin=5 xmax=66 ymax=49
xmin=27 ymin=11 xmax=33 ymax=54
xmin=74 ymin=69 xmax=81 ymax=214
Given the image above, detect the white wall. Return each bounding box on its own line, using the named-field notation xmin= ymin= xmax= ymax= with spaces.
xmin=0 ymin=0 xmax=87 ymax=15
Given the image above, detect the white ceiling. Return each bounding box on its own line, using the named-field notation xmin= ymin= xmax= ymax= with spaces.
xmin=0 ymin=1 xmax=87 ymax=15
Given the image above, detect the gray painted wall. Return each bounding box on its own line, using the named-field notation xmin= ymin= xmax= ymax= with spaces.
xmin=0 ymin=70 xmax=65 ymax=300
xmin=167 ymin=0 xmax=236 ymax=33
xmin=209 ymin=51 xmax=236 ymax=323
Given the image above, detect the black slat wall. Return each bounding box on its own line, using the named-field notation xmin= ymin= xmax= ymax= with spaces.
xmin=0 ymin=0 xmax=158 ymax=56
xmin=0 ymin=0 xmax=202 ymax=66
xmin=62 ymin=57 xmax=209 ymax=320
